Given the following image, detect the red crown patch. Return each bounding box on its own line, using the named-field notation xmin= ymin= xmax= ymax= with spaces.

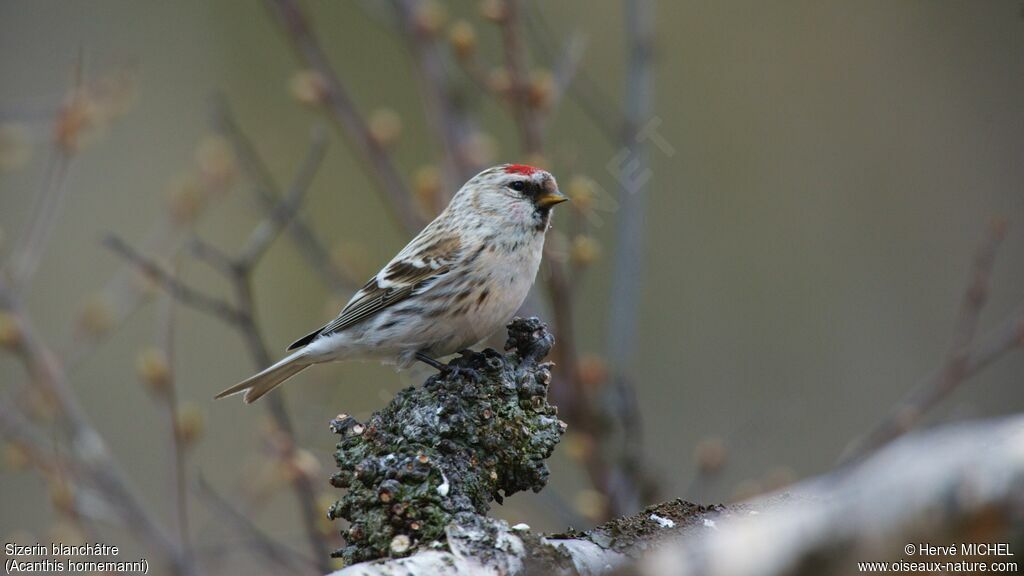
xmin=504 ymin=164 xmax=540 ymax=176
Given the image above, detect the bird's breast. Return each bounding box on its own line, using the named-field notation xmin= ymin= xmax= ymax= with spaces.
xmin=456 ymin=232 xmax=545 ymax=337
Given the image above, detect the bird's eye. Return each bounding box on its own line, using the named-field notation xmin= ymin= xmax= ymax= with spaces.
xmin=509 ymin=180 xmax=526 ymax=192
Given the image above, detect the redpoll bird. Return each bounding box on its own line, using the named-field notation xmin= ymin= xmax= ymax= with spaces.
xmin=215 ymin=164 xmax=567 ymax=403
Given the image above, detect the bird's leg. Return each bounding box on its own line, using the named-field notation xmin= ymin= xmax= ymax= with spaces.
xmin=415 ymin=352 xmax=446 ymax=371
xmin=415 ymin=351 xmax=480 ymax=382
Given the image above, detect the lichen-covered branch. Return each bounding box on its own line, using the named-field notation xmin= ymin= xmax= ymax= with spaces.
xmin=327 ymin=317 xmax=566 ymax=564
xmin=329 ymin=415 xmax=1024 ymax=576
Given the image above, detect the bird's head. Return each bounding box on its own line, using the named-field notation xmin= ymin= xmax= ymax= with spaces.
xmin=453 ymin=164 xmax=568 ymax=231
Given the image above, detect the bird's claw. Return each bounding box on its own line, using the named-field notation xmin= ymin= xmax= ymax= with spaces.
xmin=442 ymin=364 xmax=481 ymax=382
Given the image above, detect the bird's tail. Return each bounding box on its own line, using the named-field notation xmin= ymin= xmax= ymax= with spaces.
xmin=215 ymin=350 xmax=312 ymax=404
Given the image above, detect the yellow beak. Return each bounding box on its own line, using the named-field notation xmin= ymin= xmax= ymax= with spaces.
xmin=536 ymin=189 xmax=569 ymax=209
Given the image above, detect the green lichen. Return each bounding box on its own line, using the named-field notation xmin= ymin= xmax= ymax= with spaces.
xmin=328 ymin=317 xmax=566 ymax=564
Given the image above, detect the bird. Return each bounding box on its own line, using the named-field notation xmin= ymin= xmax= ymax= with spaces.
xmin=215 ymin=163 xmax=567 ymax=403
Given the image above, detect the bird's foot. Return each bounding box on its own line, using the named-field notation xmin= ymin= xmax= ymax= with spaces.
xmin=442 ymin=364 xmax=481 ymax=382
xmin=415 ymin=352 xmax=481 ymax=382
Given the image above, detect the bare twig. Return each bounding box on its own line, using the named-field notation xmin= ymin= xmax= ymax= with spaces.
xmin=186 ymin=235 xmax=240 ymax=277
xmin=545 ymin=32 xmax=588 ymax=124
xmin=0 ymin=279 xmax=194 ymax=576
xmin=5 ymin=148 xmax=73 ymax=292
xmin=107 ymin=135 xmax=336 ymax=571
xmin=601 ymin=0 xmax=658 ymax=515
xmin=607 ymin=0 xmax=654 ymax=379
xmin=62 ymin=172 xmax=228 ymax=371
xmin=264 ymin=0 xmax=424 ymax=233
xmin=523 ymin=3 xmax=622 ymax=143
xmin=392 ymin=0 xmax=480 ymax=194
xmin=155 ymin=277 xmax=197 ymax=575
xmin=3 ymin=54 xmax=85 ymax=293
xmin=102 ymin=235 xmax=245 ymax=326
xmin=195 ymin=475 xmax=320 ymax=574
xmin=220 ymin=264 xmax=334 ymax=574
xmin=842 ymin=220 xmax=1017 ymax=462
xmin=237 ymin=125 xmax=329 ymax=268
xmin=498 ymin=0 xmax=543 ymax=156
xmin=211 ymin=99 xmax=357 ymax=293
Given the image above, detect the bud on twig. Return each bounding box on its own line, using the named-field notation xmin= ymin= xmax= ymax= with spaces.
xmin=175 ymin=403 xmax=204 ymax=448
xmin=571 ymin=235 xmax=601 ymax=266
xmin=195 ymin=135 xmax=237 ymax=190
xmin=368 ymin=108 xmax=402 ymax=148
xmin=479 ymin=0 xmax=508 ymax=22
xmin=166 ymin=174 xmax=204 ymax=225
xmin=289 ymin=69 xmax=328 ymax=106
xmin=49 ymin=480 xmax=76 ymax=517
xmin=448 ymin=20 xmax=477 ymax=59
xmin=528 ymin=69 xmax=555 ymax=110
xmin=136 ymin=347 xmax=171 ymax=395
xmin=77 ymin=294 xmax=113 ymax=337
xmin=413 ymin=0 xmax=446 ymax=35
xmin=0 ymin=310 xmax=23 ymax=350
xmin=413 ymin=165 xmax=442 ymax=216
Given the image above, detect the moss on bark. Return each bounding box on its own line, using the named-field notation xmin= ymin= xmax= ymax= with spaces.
xmin=328 ymin=317 xmax=566 ymax=564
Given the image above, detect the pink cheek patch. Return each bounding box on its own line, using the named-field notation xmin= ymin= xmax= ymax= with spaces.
xmin=504 ymin=164 xmax=539 ymax=176
xmin=504 ymin=197 xmax=527 ymax=220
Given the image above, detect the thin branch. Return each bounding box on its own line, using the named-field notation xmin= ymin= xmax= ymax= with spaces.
xmin=392 ymin=0 xmax=479 ymax=194
xmin=842 ymin=220 xmax=1016 ymax=462
xmin=601 ymin=0 xmax=658 ymax=515
xmin=150 ymin=276 xmax=199 ymax=575
xmin=119 ymin=239 xmax=335 ymax=572
xmin=102 ymin=235 xmax=245 ymax=326
xmin=0 ymin=279 xmax=194 ymax=576
xmin=2 ymin=54 xmax=85 ymax=293
xmin=545 ymin=31 xmax=588 ymax=125
xmin=62 ymin=168 xmax=230 ymax=371
xmin=237 ymin=125 xmax=329 ymax=268
xmin=107 ymin=138 xmax=337 ymax=570
xmin=211 ymin=99 xmax=358 ymax=293
xmin=264 ymin=0 xmax=424 ymax=233
xmin=225 ymin=274 xmax=335 ymax=573
xmin=5 ymin=148 xmax=73 ymax=292
xmin=186 ymin=235 xmax=240 ymax=278
xmin=523 ymin=3 xmax=622 ymax=143
xmin=195 ymin=475 xmax=320 ymax=574
xmin=606 ymin=0 xmax=654 ymax=375
xmin=498 ymin=0 xmax=543 ymax=155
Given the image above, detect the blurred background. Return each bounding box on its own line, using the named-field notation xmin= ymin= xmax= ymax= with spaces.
xmin=2 ymin=1 xmax=1023 ymax=574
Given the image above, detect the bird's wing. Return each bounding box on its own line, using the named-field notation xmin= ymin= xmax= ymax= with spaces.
xmin=286 ymin=227 xmax=462 ymax=350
